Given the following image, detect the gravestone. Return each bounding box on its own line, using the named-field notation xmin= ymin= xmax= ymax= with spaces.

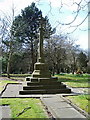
xmin=19 ymin=16 xmax=71 ymax=94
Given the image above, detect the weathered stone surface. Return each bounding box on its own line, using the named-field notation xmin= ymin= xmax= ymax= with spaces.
xmin=19 ymin=76 xmax=71 ymax=94
xmin=32 ymin=62 xmax=51 ymax=78
xmin=19 ymin=88 xmax=71 ymax=94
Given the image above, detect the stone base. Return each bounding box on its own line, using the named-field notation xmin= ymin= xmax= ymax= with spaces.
xmin=19 ymin=62 xmax=71 ymax=94
xmin=19 ymin=77 xmax=71 ymax=94
xmin=31 ymin=62 xmax=51 ymax=78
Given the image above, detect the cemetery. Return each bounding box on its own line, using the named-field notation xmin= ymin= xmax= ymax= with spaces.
xmin=0 ymin=1 xmax=90 ymax=120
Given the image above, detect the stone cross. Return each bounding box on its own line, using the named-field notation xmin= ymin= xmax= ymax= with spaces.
xmin=31 ymin=15 xmax=51 ymax=78
xmin=38 ymin=16 xmax=44 ymax=63
xmin=19 ymin=15 xmax=71 ymax=95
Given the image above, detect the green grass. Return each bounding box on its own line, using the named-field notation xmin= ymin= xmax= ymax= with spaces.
xmin=0 ymin=80 xmax=18 ymax=91
xmin=10 ymin=77 xmax=25 ymax=81
xmin=66 ymin=95 xmax=89 ymax=113
xmin=55 ymin=74 xmax=89 ymax=88
xmin=2 ymin=74 xmax=31 ymax=77
xmin=0 ymin=98 xmax=48 ymax=119
xmin=55 ymin=74 xmax=90 ymax=113
xmin=0 ymin=76 xmax=25 ymax=92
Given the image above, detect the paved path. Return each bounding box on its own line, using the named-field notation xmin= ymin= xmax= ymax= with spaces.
xmin=41 ymin=95 xmax=87 ymax=119
xmin=1 ymin=84 xmax=23 ymax=98
xmin=0 ymin=105 xmax=11 ymax=119
xmin=0 ymin=83 xmax=89 ymax=119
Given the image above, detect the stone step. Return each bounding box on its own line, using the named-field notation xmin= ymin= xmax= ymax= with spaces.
xmin=27 ymin=81 xmax=61 ymax=86
xmin=26 ymin=77 xmax=58 ymax=82
xmin=23 ymin=84 xmax=66 ymax=90
xmin=19 ymin=88 xmax=71 ymax=94
xmin=26 ymin=77 xmax=38 ymax=81
xmin=32 ymin=74 xmax=50 ymax=78
xmin=39 ymin=78 xmax=58 ymax=82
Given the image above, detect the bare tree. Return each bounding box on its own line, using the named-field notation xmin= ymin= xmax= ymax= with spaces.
xmin=0 ymin=4 xmax=16 ymax=78
xmin=45 ymin=35 xmax=70 ymax=75
xmin=36 ymin=0 xmax=89 ymax=34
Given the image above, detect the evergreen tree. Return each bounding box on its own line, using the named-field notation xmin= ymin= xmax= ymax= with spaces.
xmin=12 ymin=2 xmax=54 ymax=72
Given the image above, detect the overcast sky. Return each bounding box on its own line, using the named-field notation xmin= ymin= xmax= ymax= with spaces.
xmin=0 ymin=0 xmax=88 ymax=50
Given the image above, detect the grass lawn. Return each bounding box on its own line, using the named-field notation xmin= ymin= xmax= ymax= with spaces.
xmin=0 ymin=98 xmax=48 ymax=119
xmin=10 ymin=77 xmax=25 ymax=81
xmin=0 ymin=79 xmax=18 ymax=91
xmin=55 ymin=74 xmax=89 ymax=88
xmin=2 ymin=74 xmax=31 ymax=77
xmin=55 ymin=74 xmax=89 ymax=113
xmin=66 ymin=95 xmax=89 ymax=113
xmin=0 ymin=76 xmax=25 ymax=92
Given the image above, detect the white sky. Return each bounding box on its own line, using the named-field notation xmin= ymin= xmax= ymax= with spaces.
xmin=0 ymin=0 xmax=88 ymax=50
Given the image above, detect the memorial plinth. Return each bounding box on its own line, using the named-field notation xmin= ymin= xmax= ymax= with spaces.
xmin=19 ymin=17 xmax=71 ymax=94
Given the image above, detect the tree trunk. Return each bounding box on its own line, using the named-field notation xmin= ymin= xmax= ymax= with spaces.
xmin=52 ymin=66 xmax=55 ymax=76
xmin=57 ymin=69 xmax=60 ymax=74
xmin=72 ymin=69 xmax=74 ymax=74
xmin=7 ymin=51 xmax=12 ymax=78
xmin=56 ymin=63 xmax=60 ymax=74
xmin=72 ymin=54 xmax=76 ymax=74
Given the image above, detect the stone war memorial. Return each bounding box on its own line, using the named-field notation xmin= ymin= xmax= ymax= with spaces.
xmin=19 ymin=16 xmax=71 ymax=94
